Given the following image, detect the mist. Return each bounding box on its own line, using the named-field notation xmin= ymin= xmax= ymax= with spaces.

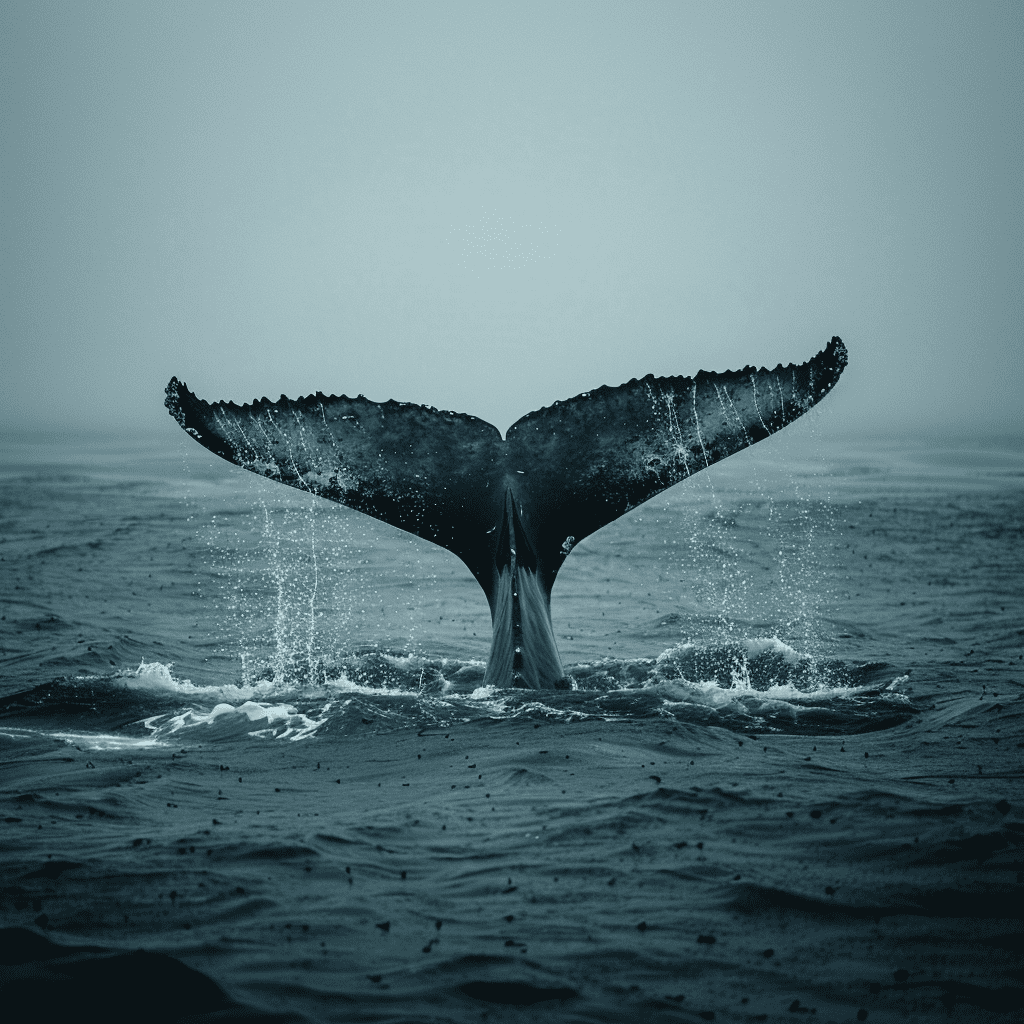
xmin=3 ymin=1 xmax=1021 ymax=439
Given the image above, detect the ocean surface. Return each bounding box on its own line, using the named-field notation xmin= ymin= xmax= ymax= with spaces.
xmin=2 ymin=425 xmax=1022 ymax=1022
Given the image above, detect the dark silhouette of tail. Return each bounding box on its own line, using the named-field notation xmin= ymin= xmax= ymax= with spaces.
xmin=166 ymin=337 xmax=848 ymax=688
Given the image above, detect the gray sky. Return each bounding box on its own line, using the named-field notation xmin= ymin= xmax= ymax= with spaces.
xmin=3 ymin=1 xmax=1021 ymax=438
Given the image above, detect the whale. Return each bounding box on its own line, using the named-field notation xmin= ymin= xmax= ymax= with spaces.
xmin=166 ymin=337 xmax=847 ymax=689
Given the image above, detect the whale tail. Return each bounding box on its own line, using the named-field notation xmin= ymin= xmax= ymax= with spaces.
xmin=166 ymin=337 xmax=848 ymax=688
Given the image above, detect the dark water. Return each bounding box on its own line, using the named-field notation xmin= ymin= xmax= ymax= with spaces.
xmin=2 ymin=427 xmax=1022 ymax=1022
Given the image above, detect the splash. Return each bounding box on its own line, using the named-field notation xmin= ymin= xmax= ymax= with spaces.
xmin=3 ymin=640 xmax=916 ymax=750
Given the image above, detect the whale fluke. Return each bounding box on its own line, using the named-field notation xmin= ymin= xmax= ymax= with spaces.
xmin=166 ymin=337 xmax=847 ymax=688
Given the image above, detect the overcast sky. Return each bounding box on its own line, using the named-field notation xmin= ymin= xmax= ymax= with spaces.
xmin=3 ymin=1 xmax=1021 ymax=439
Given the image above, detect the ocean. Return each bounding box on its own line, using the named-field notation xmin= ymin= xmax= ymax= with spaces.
xmin=2 ymin=425 xmax=1022 ymax=1022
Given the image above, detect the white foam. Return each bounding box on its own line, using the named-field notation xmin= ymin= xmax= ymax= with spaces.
xmin=321 ymin=673 xmax=418 ymax=697
xmin=117 ymin=660 xmax=264 ymax=699
xmin=643 ymin=638 xmax=898 ymax=701
xmin=144 ymin=698 xmax=334 ymax=742
xmin=739 ymin=636 xmax=805 ymax=664
xmin=52 ymin=730 xmax=167 ymax=750
xmin=650 ymin=678 xmax=746 ymax=707
xmin=643 ymin=669 xmax=911 ymax=706
xmin=0 ymin=722 xmax=170 ymax=750
xmin=114 ymin=660 xmax=399 ymax=702
xmin=210 ymin=700 xmax=296 ymax=723
xmin=117 ymin=660 xmax=203 ymax=691
xmin=655 ymin=636 xmax=805 ymax=670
